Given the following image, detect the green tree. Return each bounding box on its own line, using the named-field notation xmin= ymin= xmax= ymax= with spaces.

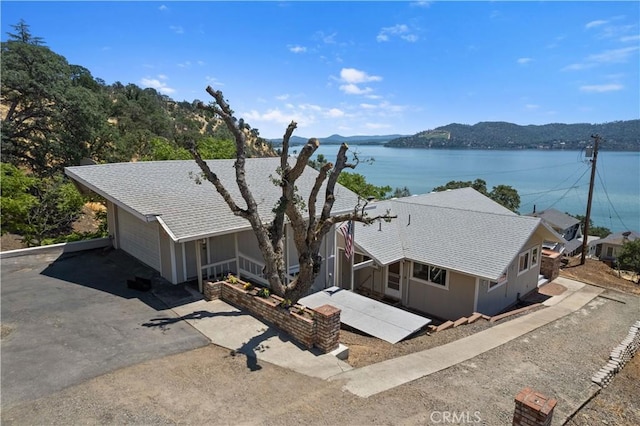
xmin=1 ymin=21 xmax=112 ymax=175
xmin=0 ymin=164 xmax=84 ymax=246
xmin=337 ymin=172 xmax=392 ymax=200
xmin=571 ymin=214 xmax=611 ymax=238
xmin=391 ymin=186 xmax=411 ymax=198
xmin=432 ymin=179 xmax=488 ymax=194
xmin=432 ymin=178 xmax=520 ymax=212
xmin=489 ymin=185 xmax=521 ymax=213
xmin=617 ymin=239 xmax=640 ymax=282
xmin=0 ymin=163 xmax=38 ymax=235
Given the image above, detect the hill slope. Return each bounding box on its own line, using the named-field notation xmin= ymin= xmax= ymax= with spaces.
xmin=385 ymin=120 xmax=640 ymax=151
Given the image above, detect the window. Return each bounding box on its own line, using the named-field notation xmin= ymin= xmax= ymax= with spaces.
xmin=484 ymin=272 xmax=507 ymax=292
xmin=606 ymin=247 xmax=614 ymax=257
xmin=531 ymin=247 xmax=539 ymax=268
xmin=518 ymin=252 xmax=530 ymax=274
xmin=412 ymin=262 xmax=447 ymax=287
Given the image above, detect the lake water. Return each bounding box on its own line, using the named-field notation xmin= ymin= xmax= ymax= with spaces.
xmin=308 ymin=145 xmax=639 ymax=233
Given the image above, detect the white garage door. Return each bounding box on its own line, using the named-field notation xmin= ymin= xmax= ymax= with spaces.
xmin=118 ymin=208 xmax=161 ymax=271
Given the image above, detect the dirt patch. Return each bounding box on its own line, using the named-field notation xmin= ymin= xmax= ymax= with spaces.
xmin=1 ymin=324 xmax=14 ymax=340
xmin=341 ymin=305 xmax=545 ymax=368
xmin=560 ymin=257 xmax=640 ymax=295
xmin=71 ymin=204 xmax=101 ymax=234
xmin=0 ymin=234 xmax=25 ymax=251
xmin=538 ymin=282 xmax=566 ymax=296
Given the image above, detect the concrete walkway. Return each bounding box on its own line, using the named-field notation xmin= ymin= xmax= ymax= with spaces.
xmin=161 ymin=294 xmax=353 ymax=380
xmin=156 ymin=277 xmax=604 ymax=398
xmin=328 ymin=279 xmax=603 ymax=397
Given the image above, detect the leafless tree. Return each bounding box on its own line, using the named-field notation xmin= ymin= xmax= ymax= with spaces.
xmin=189 ymin=87 xmax=393 ymax=302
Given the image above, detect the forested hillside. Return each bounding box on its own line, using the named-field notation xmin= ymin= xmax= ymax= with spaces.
xmin=0 ymin=20 xmax=274 ymax=247
xmin=385 ymin=120 xmax=640 ymax=151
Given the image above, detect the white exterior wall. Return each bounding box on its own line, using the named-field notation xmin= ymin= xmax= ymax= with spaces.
xmin=117 ymin=207 xmax=161 ymax=271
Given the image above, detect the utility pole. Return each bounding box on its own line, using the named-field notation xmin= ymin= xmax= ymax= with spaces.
xmin=581 ymin=134 xmax=600 ymax=265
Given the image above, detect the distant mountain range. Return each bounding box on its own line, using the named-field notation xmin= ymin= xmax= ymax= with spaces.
xmin=270 ymin=134 xmax=407 ymax=146
xmin=271 ymin=120 xmax=640 ymax=151
xmin=385 ymin=120 xmax=640 ymax=151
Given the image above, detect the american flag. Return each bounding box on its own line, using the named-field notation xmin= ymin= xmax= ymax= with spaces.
xmin=339 ymin=221 xmax=354 ymax=259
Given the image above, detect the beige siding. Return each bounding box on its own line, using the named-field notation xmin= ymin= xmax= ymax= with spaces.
xmin=406 ymin=270 xmax=475 ymax=320
xmin=236 ymin=230 xmax=262 ymax=260
xmin=477 ymin=232 xmax=544 ymax=315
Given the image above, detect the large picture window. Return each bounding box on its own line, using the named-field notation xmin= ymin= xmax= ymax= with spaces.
xmin=412 ymin=262 xmax=447 ymax=287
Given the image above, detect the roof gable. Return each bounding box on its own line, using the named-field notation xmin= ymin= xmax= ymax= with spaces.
xmin=354 ymin=189 xmax=559 ymax=280
xmin=66 ymin=158 xmax=360 ymax=242
xmin=528 ymin=208 xmax=580 ymax=230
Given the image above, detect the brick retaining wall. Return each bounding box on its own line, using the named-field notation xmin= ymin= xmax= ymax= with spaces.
xmin=592 ymin=319 xmax=640 ymax=387
xmin=204 ymin=280 xmax=341 ymax=353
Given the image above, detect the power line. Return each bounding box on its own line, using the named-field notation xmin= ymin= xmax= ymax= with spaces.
xmin=596 ymin=168 xmax=631 ymax=231
xmin=543 ymin=166 xmax=592 ymax=211
xmin=519 ymin=163 xmax=590 ymax=209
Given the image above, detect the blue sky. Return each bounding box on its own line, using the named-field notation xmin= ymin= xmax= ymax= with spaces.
xmin=2 ymin=1 xmax=639 ymax=139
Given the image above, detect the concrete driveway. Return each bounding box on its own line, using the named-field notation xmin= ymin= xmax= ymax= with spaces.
xmin=0 ymin=248 xmax=209 ymax=409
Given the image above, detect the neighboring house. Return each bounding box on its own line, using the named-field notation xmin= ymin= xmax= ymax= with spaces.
xmin=336 ymin=188 xmax=563 ymax=321
xmin=65 ymin=158 xmax=360 ymax=293
xmin=591 ymin=231 xmax=639 ymax=263
xmin=528 ymin=208 xmax=583 ymax=255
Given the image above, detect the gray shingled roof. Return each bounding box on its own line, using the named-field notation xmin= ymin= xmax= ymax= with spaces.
xmin=65 ymin=158 xmax=360 ymax=242
xmin=353 ymin=189 xmax=560 ymax=281
xmin=529 ymin=208 xmax=579 ymax=230
xmin=593 ymin=230 xmax=639 ymax=246
xmin=395 ymin=187 xmax=516 ymax=215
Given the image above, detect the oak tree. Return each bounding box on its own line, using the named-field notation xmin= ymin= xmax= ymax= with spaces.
xmin=189 ymin=87 xmax=394 ymax=302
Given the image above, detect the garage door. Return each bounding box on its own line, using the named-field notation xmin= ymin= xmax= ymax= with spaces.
xmin=118 ymin=208 xmax=161 ymax=271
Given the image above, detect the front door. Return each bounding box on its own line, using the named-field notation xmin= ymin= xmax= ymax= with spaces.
xmin=385 ymin=262 xmax=402 ymax=299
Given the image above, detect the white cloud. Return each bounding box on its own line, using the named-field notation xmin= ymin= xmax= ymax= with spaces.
xmin=360 ymin=103 xmax=377 ymax=109
xmin=579 ymin=83 xmax=624 ymax=93
xmin=244 ymin=108 xmax=315 ymax=128
xmin=340 ymin=68 xmax=382 ymax=84
xmin=377 ymin=24 xmax=418 ymax=43
xmin=197 ymin=60 xmax=205 ymax=66
xmin=205 ymin=75 xmax=223 ymax=86
xmin=159 ymin=5 xmax=168 ymax=12
xmin=517 ymin=57 xmax=533 ymax=65
xmin=620 ymin=35 xmax=640 ymax=42
xmin=585 ymin=19 xmax=608 ymax=29
xmin=276 ymin=94 xmax=290 ymax=101
xmin=140 ymin=76 xmax=175 ymax=95
xmin=339 ymin=84 xmax=373 ymax=95
xmin=411 ymin=1 xmax=432 ymax=8
xmin=587 ymin=46 xmax=639 ymax=63
xmin=325 ymin=108 xmax=344 ymax=118
xmin=315 ymin=31 xmax=337 ymax=44
xmin=289 ymin=45 xmax=307 ymax=54
xmin=525 ymin=104 xmax=540 ymax=110
xmin=169 ymin=25 xmax=184 ymax=35
xmin=177 ymin=61 xmax=192 ymax=68
xmin=562 ymin=63 xmax=594 ymax=71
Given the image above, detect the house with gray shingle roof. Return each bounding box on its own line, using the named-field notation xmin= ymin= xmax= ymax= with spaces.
xmin=65 ymin=158 xmax=360 ymax=292
xmin=591 ymin=230 xmax=639 ymax=263
xmin=336 ymin=188 xmax=562 ymax=320
xmin=528 ymin=208 xmax=583 ymax=254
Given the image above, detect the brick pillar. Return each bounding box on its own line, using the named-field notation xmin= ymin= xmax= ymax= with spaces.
xmin=540 ymin=252 xmax=560 ymax=281
xmin=314 ymin=304 xmax=341 ymax=353
xmin=203 ymin=281 xmax=223 ymax=301
xmin=513 ymin=387 xmax=557 ymax=426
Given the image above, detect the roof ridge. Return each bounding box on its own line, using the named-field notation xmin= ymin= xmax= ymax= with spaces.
xmin=388 ymin=199 xmax=532 ymax=219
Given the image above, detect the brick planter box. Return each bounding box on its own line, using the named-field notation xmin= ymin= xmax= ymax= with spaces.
xmin=204 ymin=280 xmax=341 ymax=353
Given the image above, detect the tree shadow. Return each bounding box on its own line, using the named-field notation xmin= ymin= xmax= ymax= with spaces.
xmin=141 ymin=310 xmax=242 ymax=331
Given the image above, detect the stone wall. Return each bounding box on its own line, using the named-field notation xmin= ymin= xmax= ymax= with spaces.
xmin=540 ymin=250 xmax=560 ymax=281
xmin=204 ymin=280 xmax=341 ymax=353
xmin=513 ymin=387 xmax=557 ymax=426
xmin=592 ymin=319 xmax=640 ymax=387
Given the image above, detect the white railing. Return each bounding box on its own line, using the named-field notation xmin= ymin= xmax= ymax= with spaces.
xmin=201 ymin=258 xmax=236 ymax=281
xmin=388 ymin=272 xmax=400 ymax=291
xmin=238 ymin=253 xmax=269 ymax=286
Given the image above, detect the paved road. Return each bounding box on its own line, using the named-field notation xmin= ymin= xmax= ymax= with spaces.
xmin=1 ymin=248 xmax=209 ymax=409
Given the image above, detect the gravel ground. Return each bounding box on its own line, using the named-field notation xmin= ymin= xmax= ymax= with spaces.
xmin=3 ymin=287 xmax=636 ymax=426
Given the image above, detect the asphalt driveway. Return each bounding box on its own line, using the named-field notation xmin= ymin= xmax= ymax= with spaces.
xmin=0 ymin=248 xmax=209 ymax=409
